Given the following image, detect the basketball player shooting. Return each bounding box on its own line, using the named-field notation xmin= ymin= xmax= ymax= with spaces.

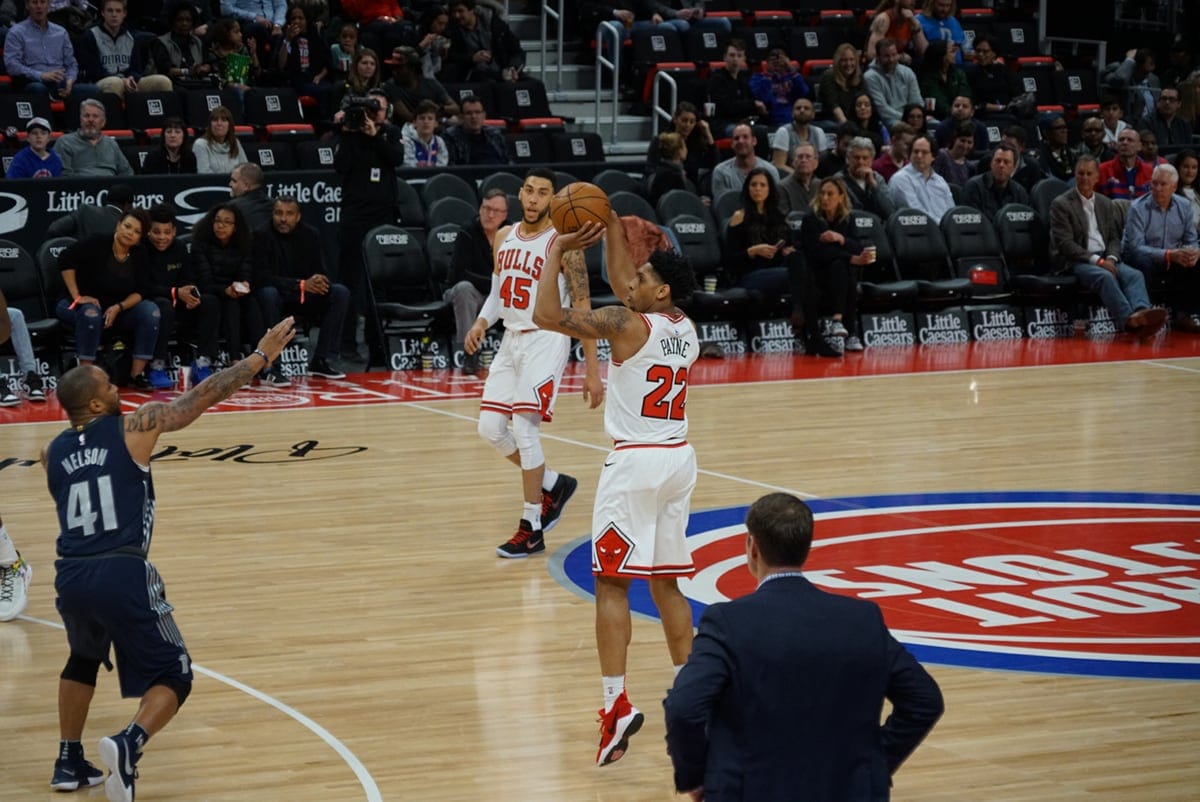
xmin=465 ymin=168 xmax=606 ymax=558
xmin=531 ymin=211 xmax=700 ymax=767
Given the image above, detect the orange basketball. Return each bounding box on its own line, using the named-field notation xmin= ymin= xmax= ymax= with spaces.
xmin=549 ymin=182 xmax=611 ymax=235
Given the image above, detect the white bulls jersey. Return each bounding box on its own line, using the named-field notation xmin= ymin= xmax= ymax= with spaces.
xmin=605 ymin=312 xmax=698 ymax=444
xmin=494 ymin=223 xmax=569 ymax=331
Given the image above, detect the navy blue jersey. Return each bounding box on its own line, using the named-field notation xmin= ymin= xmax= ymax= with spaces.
xmin=46 ymin=415 xmax=156 ymax=558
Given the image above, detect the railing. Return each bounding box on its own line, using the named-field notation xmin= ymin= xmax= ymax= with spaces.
xmin=538 ymin=0 xmax=565 ymax=91
xmin=651 ymin=71 xmax=679 ymax=138
xmin=594 ymin=22 xmax=622 ymax=144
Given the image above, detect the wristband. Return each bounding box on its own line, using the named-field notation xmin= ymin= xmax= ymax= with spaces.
xmin=1166 ymin=249 xmax=1172 ymax=267
xmin=299 ymin=279 xmax=306 ymax=303
xmin=253 ymin=348 xmax=270 ymax=365
xmin=171 ymin=287 xmax=177 ymax=305
xmin=69 ymin=298 xmax=79 ymax=309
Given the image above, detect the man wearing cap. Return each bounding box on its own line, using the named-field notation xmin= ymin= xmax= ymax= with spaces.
xmin=48 ymin=184 xmax=134 ymax=238
xmin=5 ymin=117 xmax=63 ymax=178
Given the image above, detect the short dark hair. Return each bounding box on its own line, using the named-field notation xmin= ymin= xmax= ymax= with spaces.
xmin=57 ymin=365 xmax=106 ymax=423
xmin=524 ymin=166 xmax=556 ymax=188
xmin=273 ymin=195 xmax=302 ymax=212
xmin=121 ymin=208 xmax=151 ymax=236
xmin=147 ymin=203 xmax=178 ymax=226
xmin=647 ymin=247 xmax=696 ymax=305
xmin=459 ymin=94 xmax=486 ymax=112
xmin=746 ymin=493 xmax=814 ymax=568
xmin=414 ymin=99 xmax=440 ymax=118
xmin=1003 ymin=124 xmax=1027 ymax=146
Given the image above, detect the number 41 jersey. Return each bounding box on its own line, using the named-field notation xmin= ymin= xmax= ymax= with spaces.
xmin=46 ymin=415 xmax=155 ymax=558
xmin=606 ymin=312 xmax=699 ymax=445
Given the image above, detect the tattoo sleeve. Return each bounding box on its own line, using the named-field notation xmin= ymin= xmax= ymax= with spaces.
xmin=556 ymin=306 xmax=632 ymax=339
xmin=562 ymin=250 xmax=592 ymax=305
xmin=124 ymin=357 xmax=266 ymax=435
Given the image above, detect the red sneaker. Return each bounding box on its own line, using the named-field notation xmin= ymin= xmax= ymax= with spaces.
xmin=596 ymin=691 xmax=644 ymax=766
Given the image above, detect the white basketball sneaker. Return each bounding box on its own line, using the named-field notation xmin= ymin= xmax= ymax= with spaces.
xmin=0 ymin=552 xmax=32 ymax=621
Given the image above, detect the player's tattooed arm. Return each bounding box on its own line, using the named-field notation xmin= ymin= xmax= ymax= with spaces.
xmin=556 ymin=306 xmax=631 ymax=340
xmin=562 ymin=249 xmax=591 ymax=304
xmin=124 ymin=358 xmax=263 ymax=436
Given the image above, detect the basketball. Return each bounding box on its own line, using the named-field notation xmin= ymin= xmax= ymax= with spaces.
xmin=549 ymin=182 xmax=611 ymax=235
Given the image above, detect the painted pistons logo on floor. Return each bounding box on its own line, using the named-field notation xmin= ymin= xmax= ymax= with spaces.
xmin=557 ymin=492 xmax=1200 ymax=680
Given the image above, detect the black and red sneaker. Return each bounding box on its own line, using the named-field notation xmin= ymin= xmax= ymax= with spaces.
xmin=540 ymin=474 xmax=578 ymax=532
xmin=496 ymin=519 xmax=545 ymax=558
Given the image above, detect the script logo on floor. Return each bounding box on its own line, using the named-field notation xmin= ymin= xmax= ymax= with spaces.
xmin=553 ymin=491 xmax=1200 ymax=680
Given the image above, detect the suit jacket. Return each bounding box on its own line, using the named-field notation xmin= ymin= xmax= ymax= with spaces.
xmin=664 ymin=575 xmax=944 ymax=802
xmin=1049 ymin=188 xmax=1123 ymax=273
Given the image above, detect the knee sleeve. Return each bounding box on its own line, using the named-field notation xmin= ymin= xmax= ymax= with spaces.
xmin=61 ymin=654 xmax=102 ymax=686
xmin=478 ymin=410 xmax=517 ymax=457
xmin=511 ymin=412 xmax=544 ymax=470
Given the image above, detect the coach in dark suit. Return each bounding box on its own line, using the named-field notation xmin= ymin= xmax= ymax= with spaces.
xmin=663 ymin=493 xmax=943 ymax=801
xmin=1048 ymin=152 xmax=1166 ymax=337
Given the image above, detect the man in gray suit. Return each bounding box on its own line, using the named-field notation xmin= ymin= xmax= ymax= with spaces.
xmin=1049 ymin=153 xmax=1167 ymax=338
xmin=47 ymin=183 xmax=133 ymax=239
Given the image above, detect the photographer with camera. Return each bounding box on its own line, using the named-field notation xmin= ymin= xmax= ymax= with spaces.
xmin=334 ymin=90 xmax=404 ymax=364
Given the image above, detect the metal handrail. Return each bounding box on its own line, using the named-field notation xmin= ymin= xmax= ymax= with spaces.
xmin=539 ymin=0 xmax=565 ymax=91
xmin=594 ymin=22 xmax=622 ymax=144
xmin=651 ymin=71 xmax=679 ymax=138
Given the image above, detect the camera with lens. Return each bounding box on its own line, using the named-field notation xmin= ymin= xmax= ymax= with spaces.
xmin=342 ymin=96 xmax=381 ymax=131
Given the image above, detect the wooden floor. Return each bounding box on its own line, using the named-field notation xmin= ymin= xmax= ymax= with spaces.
xmin=2 ymin=343 xmax=1198 ymax=801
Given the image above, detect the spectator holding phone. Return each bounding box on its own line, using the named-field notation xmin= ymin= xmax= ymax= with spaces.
xmin=724 ymin=167 xmax=793 ymax=298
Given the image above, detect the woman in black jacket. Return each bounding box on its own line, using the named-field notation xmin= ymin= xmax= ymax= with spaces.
xmin=644 ymin=102 xmax=718 ymax=188
xmin=724 ymin=167 xmax=793 ymax=296
xmin=646 ymin=131 xmax=698 ymax=208
xmin=141 ymin=117 xmax=198 ymax=175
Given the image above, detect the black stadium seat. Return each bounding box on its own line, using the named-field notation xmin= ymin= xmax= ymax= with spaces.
xmin=851 ymin=210 xmax=919 ymax=312
xmin=940 ymin=205 xmax=1012 ymax=300
xmin=124 ymin=91 xmax=184 ymax=131
xmin=549 ymin=131 xmax=605 ymax=163
xmin=609 ymin=191 xmax=658 ymax=223
xmin=886 ymin=208 xmax=971 ymax=306
xmin=362 ymin=224 xmax=452 ymax=343
xmin=995 ymin=202 xmax=1076 ymax=305
xmin=426 ymin=196 xmax=477 ymax=230
xmin=420 ymin=172 xmax=478 ymax=210
xmin=245 ymin=141 xmax=296 ymax=169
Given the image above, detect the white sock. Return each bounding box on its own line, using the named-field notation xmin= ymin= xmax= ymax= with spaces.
xmin=0 ymin=524 xmax=17 ymax=566
xmin=602 ymin=675 xmax=625 ymax=713
xmin=522 ymin=502 xmax=542 ymax=531
xmin=542 ymin=468 xmax=559 ymax=492
xmin=673 ymin=664 xmax=684 ymax=678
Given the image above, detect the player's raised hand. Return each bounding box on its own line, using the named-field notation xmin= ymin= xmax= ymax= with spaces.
xmin=257 ymin=316 xmax=297 ymax=363
xmin=556 ymin=220 xmax=606 ymax=251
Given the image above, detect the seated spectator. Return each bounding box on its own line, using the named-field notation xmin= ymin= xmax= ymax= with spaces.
xmin=142 ymin=117 xmax=198 ymax=175
xmin=863 ymin=38 xmax=922 ymax=126
xmin=1038 ymin=113 xmax=1075 ymax=181
xmin=840 ymin=136 xmax=895 ymax=220
xmin=816 ymin=124 xmax=856 ymax=179
xmin=205 ymin=17 xmax=260 ymax=92
xmin=339 ymin=0 xmax=410 ymax=58
xmin=866 ymin=0 xmax=927 ymax=66
xmin=329 ymin=21 xmax=363 ymax=82
xmin=902 ymin=101 xmax=930 ymax=134
xmin=750 ymin=48 xmax=810 ymax=130
xmin=724 ymin=167 xmax=793 ymax=297
xmin=933 ymin=95 xmax=988 ymax=149
xmin=401 ymin=98 xmax=449 ymax=166
xmin=254 ymin=196 xmax=350 ymax=378
xmin=965 ymin=34 xmax=1016 ymax=121
xmin=888 ymin=132 xmax=954 ymax=222
xmin=55 ymin=209 xmax=168 ymax=388
xmin=1098 ymin=128 xmax=1153 ymax=201
xmin=274 ymin=3 xmax=333 ymax=110
xmin=1179 ymin=76 xmax=1200 ymax=137
xmin=778 ymin=142 xmax=819 ymax=215
xmin=443 ymin=0 xmax=524 ymax=83
xmin=1121 ymin=163 xmax=1200 ymax=333
xmin=578 ymin=0 xmax=712 ymax=51
xmin=192 ymin=203 xmax=278 ymax=379
xmin=142 ymin=203 xmax=220 ymax=383
xmin=0 ymin=301 xmax=48 ymax=404
xmin=962 ymin=143 xmax=1030 ymax=220
xmin=917 ymin=0 xmax=970 ymax=62
xmin=445 ymin=189 xmax=507 ymax=374
xmin=55 ymin=99 xmax=135 ymax=177
xmin=3 ymin=0 xmax=93 ymax=97
xmin=48 ymin=182 xmax=133 ymax=238
xmin=917 ymin=40 xmax=970 ymax=122
xmin=818 ymin=43 xmax=866 ymax=125
xmin=646 ymin=102 xmax=718 ymax=187
xmin=77 ymin=0 xmax=172 ymax=99
xmin=849 ymin=92 xmax=890 ymax=153
xmin=1000 ymin=124 xmax=1047 ymax=191
xmin=1173 ymin=150 xmax=1200 ymax=235
xmin=1050 ymin=153 xmax=1167 ymax=339
xmin=794 ymin=176 xmax=875 ymax=353
xmin=382 ymin=45 xmax=458 ymax=123
xmin=1099 ymin=94 xmax=1131 ymax=145
xmin=707 ymin=39 xmax=765 ymax=136
xmin=228 ymin=162 xmax=273 ymax=230
xmin=710 ymin=123 xmax=780 ymax=200
xmin=933 ymin=120 xmax=975 ymax=187
xmin=1076 ymin=116 xmax=1115 ymax=163
xmin=193 ymin=106 xmax=249 ymax=174
xmin=647 ymin=132 xmax=697 ymax=207
xmin=443 ymin=93 xmax=510 ymax=164
xmin=1105 ymin=48 xmax=1160 ymax=123
xmin=149 ymin=1 xmax=214 ymax=88
xmin=874 ymin=121 xmax=915 ymax=182
xmin=5 ymin=117 xmax=63 ymax=179
xmin=219 ymin=0 xmax=285 ymax=64
xmin=413 ymin=6 xmax=451 ymax=80
xmin=770 ymin=98 xmax=828 ymax=177
xmin=1138 ymin=128 xmax=1169 ymax=166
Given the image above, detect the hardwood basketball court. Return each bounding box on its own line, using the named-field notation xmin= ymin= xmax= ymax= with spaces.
xmin=2 ymin=337 xmax=1198 ymax=801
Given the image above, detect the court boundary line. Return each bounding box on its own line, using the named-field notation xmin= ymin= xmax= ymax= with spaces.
xmin=18 ymin=614 xmax=383 ymax=802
